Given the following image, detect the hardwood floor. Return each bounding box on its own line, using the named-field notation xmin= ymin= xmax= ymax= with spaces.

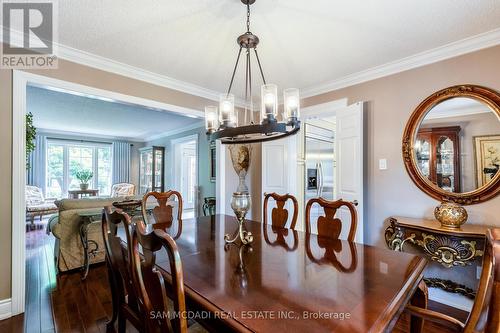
xmin=0 ymin=221 xmax=468 ymax=333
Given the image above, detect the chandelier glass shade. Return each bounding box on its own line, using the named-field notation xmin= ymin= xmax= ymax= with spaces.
xmin=205 ymin=0 xmax=301 ymax=144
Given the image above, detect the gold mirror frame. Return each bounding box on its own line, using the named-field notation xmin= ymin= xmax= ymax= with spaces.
xmin=402 ymin=84 xmax=500 ymax=205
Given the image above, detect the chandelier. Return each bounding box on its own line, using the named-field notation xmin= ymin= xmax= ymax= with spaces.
xmin=205 ymin=0 xmax=301 ymax=144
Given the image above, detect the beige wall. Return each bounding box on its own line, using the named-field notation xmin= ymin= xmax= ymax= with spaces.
xmin=0 ymin=70 xmax=13 ymax=300
xmin=303 ymin=45 xmax=500 ymax=247
xmin=0 ymin=59 xmax=215 ymax=300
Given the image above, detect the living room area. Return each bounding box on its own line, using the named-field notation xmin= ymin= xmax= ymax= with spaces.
xmin=22 ymin=80 xmax=215 ymax=321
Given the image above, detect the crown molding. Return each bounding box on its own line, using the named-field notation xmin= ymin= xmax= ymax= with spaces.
xmin=301 ymin=28 xmax=500 ymax=98
xmin=37 ymin=128 xmax=140 ymax=142
xmin=2 ymin=29 xmax=249 ymax=108
xmin=5 ymin=28 xmax=500 ymax=103
xmin=143 ymin=122 xmax=205 ymax=143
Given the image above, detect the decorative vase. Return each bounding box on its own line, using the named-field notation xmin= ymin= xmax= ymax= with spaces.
xmin=228 ymin=144 xmax=252 ymax=193
xmin=80 ymin=183 xmax=89 ymax=191
xmin=434 ymin=202 xmax=468 ymax=228
xmin=225 ymin=192 xmax=253 ymax=244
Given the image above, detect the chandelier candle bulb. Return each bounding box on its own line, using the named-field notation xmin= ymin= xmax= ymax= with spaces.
xmin=219 ymin=94 xmax=235 ymax=127
xmin=284 ymin=88 xmax=300 ymax=123
xmin=261 ymin=84 xmax=278 ymax=122
xmin=205 ymin=106 xmax=218 ymax=132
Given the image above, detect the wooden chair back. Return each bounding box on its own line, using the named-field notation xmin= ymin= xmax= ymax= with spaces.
xmin=101 ymin=207 xmax=141 ymax=332
xmin=142 ymin=191 xmax=183 ymax=226
xmin=305 ymin=197 xmax=357 ymax=241
xmin=130 ymin=220 xmax=188 ymax=333
xmin=263 ymin=192 xmax=298 ymax=229
xmin=464 ymin=228 xmax=500 ymax=333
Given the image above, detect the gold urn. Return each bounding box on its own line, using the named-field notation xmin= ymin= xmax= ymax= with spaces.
xmin=434 ymin=202 xmax=468 ymax=228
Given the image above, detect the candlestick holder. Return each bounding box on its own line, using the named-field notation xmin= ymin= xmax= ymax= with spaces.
xmin=225 ymin=192 xmax=253 ymax=244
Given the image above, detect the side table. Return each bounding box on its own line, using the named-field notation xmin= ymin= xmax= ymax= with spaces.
xmin=385 ymin=216 xmax=491 ymax=299
xmin=78 ymin=210 xmax=104 ymax=280
xmin=68 ymin=189 xmax=99 ymax=199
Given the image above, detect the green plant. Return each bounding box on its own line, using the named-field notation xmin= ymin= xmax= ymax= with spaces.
xmin=26 ymin=112 xmax=37 ymax=169
xmin=74 ymin=169 xmax=94 ymax=184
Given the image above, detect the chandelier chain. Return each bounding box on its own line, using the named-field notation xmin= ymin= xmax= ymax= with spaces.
xmin=246 ymin=2 xmax=251 ymax=32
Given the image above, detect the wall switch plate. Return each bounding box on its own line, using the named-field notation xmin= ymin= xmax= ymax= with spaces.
xmin=379 ymin=158 xmax=388 ymax=170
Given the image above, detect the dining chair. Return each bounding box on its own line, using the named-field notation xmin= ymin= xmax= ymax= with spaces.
xmin=305 ymin=197 xmax=358 ymax=241
xmin=263 ymin=192 xmax=298 ymax=229
xmin=405 ymin=228 xmax=500 ymax=333
xmin=129 ymin=220 xmax=188 ymax=333
xmin=142 ymin=191 xmax=183 ymax=226
xmin=101 ymin=206 xmax=142 ymax=333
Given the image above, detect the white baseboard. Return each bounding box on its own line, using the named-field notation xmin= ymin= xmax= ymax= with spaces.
xmin=428 ymin=287 xmax=473 ymax=312
xmin=0 ymin=298 xmax=12 ymax=321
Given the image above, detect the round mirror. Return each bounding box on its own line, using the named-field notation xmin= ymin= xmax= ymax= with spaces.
xmin=403 ymin=85 xmax=500 ymax=204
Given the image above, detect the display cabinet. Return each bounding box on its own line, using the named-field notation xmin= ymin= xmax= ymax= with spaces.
xmin=139 ymin=146 xmax=165 ymax=194
xmin=415 ymin=126 xmax=461 ymax=192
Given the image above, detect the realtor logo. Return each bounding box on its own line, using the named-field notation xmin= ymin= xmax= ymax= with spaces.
xmin=1 ymin=0 xmax=58 ymax=68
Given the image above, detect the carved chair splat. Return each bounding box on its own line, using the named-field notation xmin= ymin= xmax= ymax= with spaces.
xmin=130 ymin=220 xmax=188 ymax=333
xmin=101 ymin=207 xmax=142 ymax=333
xmin=305 ymin=197 xmax=358 ymax=242
xmin=263 ymin=192 xmax=298 ymax=229
xmin=142 ymin=190 xmax=183 ymax=227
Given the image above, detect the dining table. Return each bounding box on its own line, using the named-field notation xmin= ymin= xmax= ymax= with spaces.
xmin=120 ymin=214 xmax=428 ymax=333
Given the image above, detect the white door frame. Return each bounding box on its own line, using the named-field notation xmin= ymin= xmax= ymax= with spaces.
xmin=171 ymin=134 xmax=199 ymax=213
xmin=215 ymin=141 xmax=226 ymax=214
xmin=11 ymin=70 xmax=203 ymax=316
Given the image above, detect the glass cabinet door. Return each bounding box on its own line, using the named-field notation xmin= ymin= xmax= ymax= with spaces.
xmin=415 ymin=136 xmax=430 ymax=179
xmin=436 ymin=136 xmax=455 ymax=192
xmin=416 ymin=127 xmax=460 ymax=193
xmin=139 ymin=149 xmax=153 ymax=194
xmin=153 ymin=147 xmax=164 ymax=191
xmin=139 ymin=146 xmax=165 ymax=194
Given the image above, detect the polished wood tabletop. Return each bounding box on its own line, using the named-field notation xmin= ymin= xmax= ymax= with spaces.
xmin=124 ymin=214 xmax=427 ymax=333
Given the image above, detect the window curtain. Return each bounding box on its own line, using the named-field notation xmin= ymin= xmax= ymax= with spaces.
xmin=112 ymin=141 xmax=131 ymax=184
xmin=27 ymin=134 xmax=47 ymax=194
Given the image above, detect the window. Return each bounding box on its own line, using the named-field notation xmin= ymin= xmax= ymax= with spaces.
xmin=46 ymin=140 xmax=113 ymax=198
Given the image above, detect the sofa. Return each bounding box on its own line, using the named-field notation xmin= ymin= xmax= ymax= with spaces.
xmin=49 ymin=196 xmax=136 ymax=272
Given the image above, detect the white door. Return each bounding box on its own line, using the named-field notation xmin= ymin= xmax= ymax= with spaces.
xmin=335 ymin=102 xmax=364 ymax=243
xmin=261 ymin=136 xmax=298 ymax=226
xmin=181 ymin=144 xmax=197 ymax=210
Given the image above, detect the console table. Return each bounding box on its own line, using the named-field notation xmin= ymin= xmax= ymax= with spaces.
xmin=68 ymin=189 xmax=99 ymax=199
xmin=385 ymin=216 xmax=491 ymax=299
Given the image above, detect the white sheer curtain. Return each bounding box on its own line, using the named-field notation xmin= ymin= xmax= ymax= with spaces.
xmin=27 ymin=134 xmax=47 ymax=194
xmin=112 ymin=141 xmax=131 ymax=184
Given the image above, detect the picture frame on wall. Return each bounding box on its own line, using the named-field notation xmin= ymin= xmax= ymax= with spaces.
xmin=474 ymin=135 xmax=500 ymax=187
xmin=210 ymin=141 xmax=216 ymax=182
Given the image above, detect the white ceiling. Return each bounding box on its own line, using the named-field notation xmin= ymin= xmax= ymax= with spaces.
xmin=56 ymin=0 xmax=500 ymax=99
xmin=27 ymin=85 xmax=203 ymax=141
